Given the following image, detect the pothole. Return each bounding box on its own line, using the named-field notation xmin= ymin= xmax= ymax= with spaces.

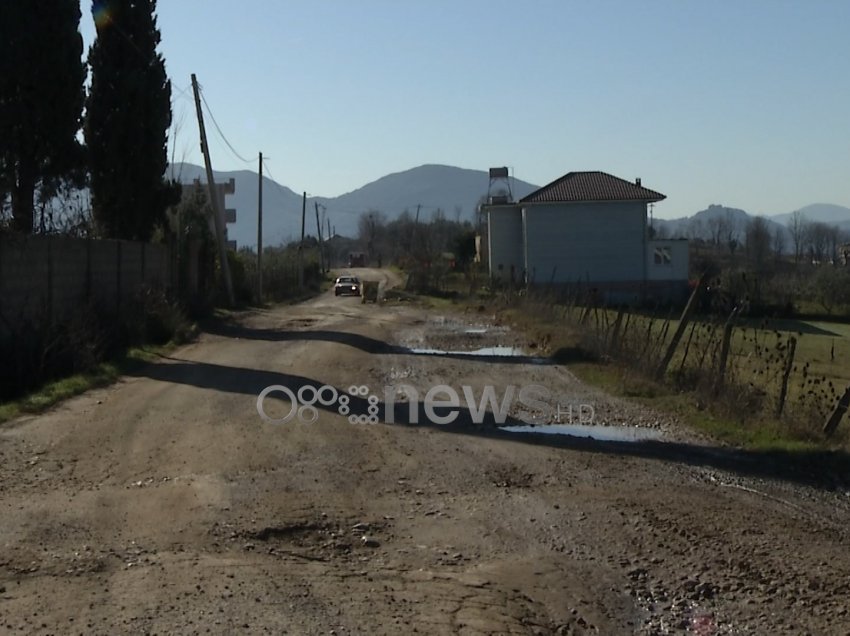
xmin=230 ymin=518 xmax=390 ymax=561
xmin=247 ymin=521 xmax=326 ymax=541
xmin=499 ymin=424 xmax=665 ymax=442
xmin=406 ymin=345 xmax=528 ymax=357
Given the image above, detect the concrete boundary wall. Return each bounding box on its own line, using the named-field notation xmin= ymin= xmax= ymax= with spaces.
xmin=0 ymin=234 xmax=170 ymax=336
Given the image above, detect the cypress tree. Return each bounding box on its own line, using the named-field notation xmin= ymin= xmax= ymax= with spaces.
xmin=0 ymin=1 xmax=86 ymax=233
xmin=85 ymin=0 xmax=179 ymax=241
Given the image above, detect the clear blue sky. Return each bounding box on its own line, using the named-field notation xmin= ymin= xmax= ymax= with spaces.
xmin=79 ymin=0 xmax=850 ymax=219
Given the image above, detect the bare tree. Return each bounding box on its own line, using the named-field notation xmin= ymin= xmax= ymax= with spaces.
xmin=826 ymin=224 xmax=842 ymax=264
xmin=839 ymin=229 xmax=850 ymax=267
xmin=805 ymin=221 xmax=831 ymax=264
xmin=771 ymin=225 xmax=787 ymax=263
xmin=167 ymin=102 xmax=191 ymax=183
xmin=812 ymin=266 xmax=850 ymax=313
xmin=723 ymin=209 xmax=741 ymax=254
xmin=358 ymin=209 xmax=386 ymax=259
xmin=788 ymin=210 xmax=806 ymax=266
xmin=707 ymin=214 xmax=725 ymax=246
xmin=745 ymin=216 xmax=771 ymax=271
xmin=686 ymin=217 xmax=706 ymax=241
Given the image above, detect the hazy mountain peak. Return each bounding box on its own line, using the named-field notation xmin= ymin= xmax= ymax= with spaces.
xmin=772 ymin=203 xmax=850 ymax=225
xmin=168 ymin=161 xmax=850 ymax=250
xmin=169 ymin=162 xmax=538 ymax=248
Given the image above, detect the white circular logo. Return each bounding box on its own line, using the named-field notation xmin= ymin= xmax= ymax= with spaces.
xmin=257 ymin=383 xmax=381 ymax=424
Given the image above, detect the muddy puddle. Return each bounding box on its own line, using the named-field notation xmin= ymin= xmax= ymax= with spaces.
xmin=401 ymin=318 xmax=541 ymax=360
xmin=406 ymin=345 xmax=527 ymax=357
xmin=499 ymin=424 xmax=665 ymax=442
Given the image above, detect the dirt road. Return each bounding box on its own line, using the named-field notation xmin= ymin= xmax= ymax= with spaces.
xmin=2 ymin=268 xmax=849 ymax=634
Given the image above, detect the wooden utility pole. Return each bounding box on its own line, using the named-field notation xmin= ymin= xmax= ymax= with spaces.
xmin=298 ymin=192 xmax=306 ymax=289
xmin=257 ymin=152 xmax=263 ymax=303
xmin=314 ymin=202 xmax=324 ymax=274
xmin=190 ymin=73 xmax=234 ymax=306
xmin=327 ymin=216 xmax=332 ymax=269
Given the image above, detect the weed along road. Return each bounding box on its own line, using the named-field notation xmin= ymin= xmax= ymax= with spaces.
xmin=1 ymin=269 xmax=850 ymax=634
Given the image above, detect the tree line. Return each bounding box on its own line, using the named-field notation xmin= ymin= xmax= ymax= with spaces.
xmin=357 ymin=208 xmax=475 ymax=263
xmin=664 ymin=208 xmax=850 ymax=317
xmin=656 ymin=206 xmax=849 ymax=267
xmin=0 ymin=0 xmax=176 ymax=241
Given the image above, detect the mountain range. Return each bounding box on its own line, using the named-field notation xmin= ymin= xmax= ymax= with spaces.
xmin=654 ymin=203 xmax=850 ymax=247
xmin=171 ymin=163 xmax=538 ymax=248
xmin=170 ymin=162 xmax=850 ymax=249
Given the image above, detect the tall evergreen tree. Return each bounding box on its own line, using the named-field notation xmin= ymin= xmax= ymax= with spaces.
xmin=85 ymin=0 xmax=178 ymax=241
xmin=0 ymin=1 xmax=86 ymax=234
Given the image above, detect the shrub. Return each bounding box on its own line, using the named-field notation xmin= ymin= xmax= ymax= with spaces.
xmin=126 ymin=285 xmax=193 ymax=345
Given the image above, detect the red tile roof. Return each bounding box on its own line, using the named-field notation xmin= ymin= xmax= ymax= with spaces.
xmin=520 ymin=171 xmax=666 ymax=204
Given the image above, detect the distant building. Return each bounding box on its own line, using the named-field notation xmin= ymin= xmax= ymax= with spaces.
xmin=348 ymin=251 xmax=367 ymax=267
xmin=481 ymin=170 xmax=688 ymax=303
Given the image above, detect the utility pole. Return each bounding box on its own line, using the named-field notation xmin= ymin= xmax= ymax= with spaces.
xmin=327 ymin=216 xmax=332 ymax=269
xmin=649 ymin=202 xmax=655 ymax=237
xmin=257 ymin=151 xmax=263 ymax=303
xmin=190 ymin=73 xmax=234 ymax=306
xmin=314 ymin=202 xmax=324 ymax=274
xmin=299 ymin=192 xmax=306 ymax=289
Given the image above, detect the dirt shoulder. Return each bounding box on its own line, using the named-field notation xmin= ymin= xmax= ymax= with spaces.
xmin=1 ymin=274 xmax=849 ymax=634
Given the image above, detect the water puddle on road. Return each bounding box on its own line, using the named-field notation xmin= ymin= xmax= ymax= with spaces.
xmin=407 ymin=345 xmax=526 ymax=357
xmin=499 ymin=424 xmax=664 ymax=442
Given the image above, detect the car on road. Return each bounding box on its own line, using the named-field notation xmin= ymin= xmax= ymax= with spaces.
xmin=334 ymin=275 xmax=361 ymax=296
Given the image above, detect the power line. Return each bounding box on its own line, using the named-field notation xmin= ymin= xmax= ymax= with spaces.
xmin=198 ymin=85 xmax=256 ymax=165
xmin=172 ymin=83 xmax=193 ymax=102
xmin=261 ymin=157 xmax=288 ymax=196
xmin=261 ymin=158 xmax=314 ymax=200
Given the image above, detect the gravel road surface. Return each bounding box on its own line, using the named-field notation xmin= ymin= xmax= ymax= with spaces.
xmin=2 ymin=268 xmax=849 ymax=634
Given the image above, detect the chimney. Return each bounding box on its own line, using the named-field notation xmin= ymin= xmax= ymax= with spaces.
xmin=635 ymin=177 xmax=642 ymax=187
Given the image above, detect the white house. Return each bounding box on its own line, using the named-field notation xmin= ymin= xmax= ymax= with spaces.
xmin=483 ymin=170 xmax=688 ymax=303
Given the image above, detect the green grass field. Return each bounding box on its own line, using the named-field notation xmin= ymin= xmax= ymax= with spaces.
xmin=495 ymin=300 xmax=850 ymax=451
xmin=568 ymin=306 xmax=850 ymax=389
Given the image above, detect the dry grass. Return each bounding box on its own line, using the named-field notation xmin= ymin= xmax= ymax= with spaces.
xmin=487 ymin=291 xmax=850 ymax=451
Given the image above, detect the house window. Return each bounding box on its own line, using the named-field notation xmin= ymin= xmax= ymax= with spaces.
xmin=654 ymin=246 xmax=671 ymax=265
